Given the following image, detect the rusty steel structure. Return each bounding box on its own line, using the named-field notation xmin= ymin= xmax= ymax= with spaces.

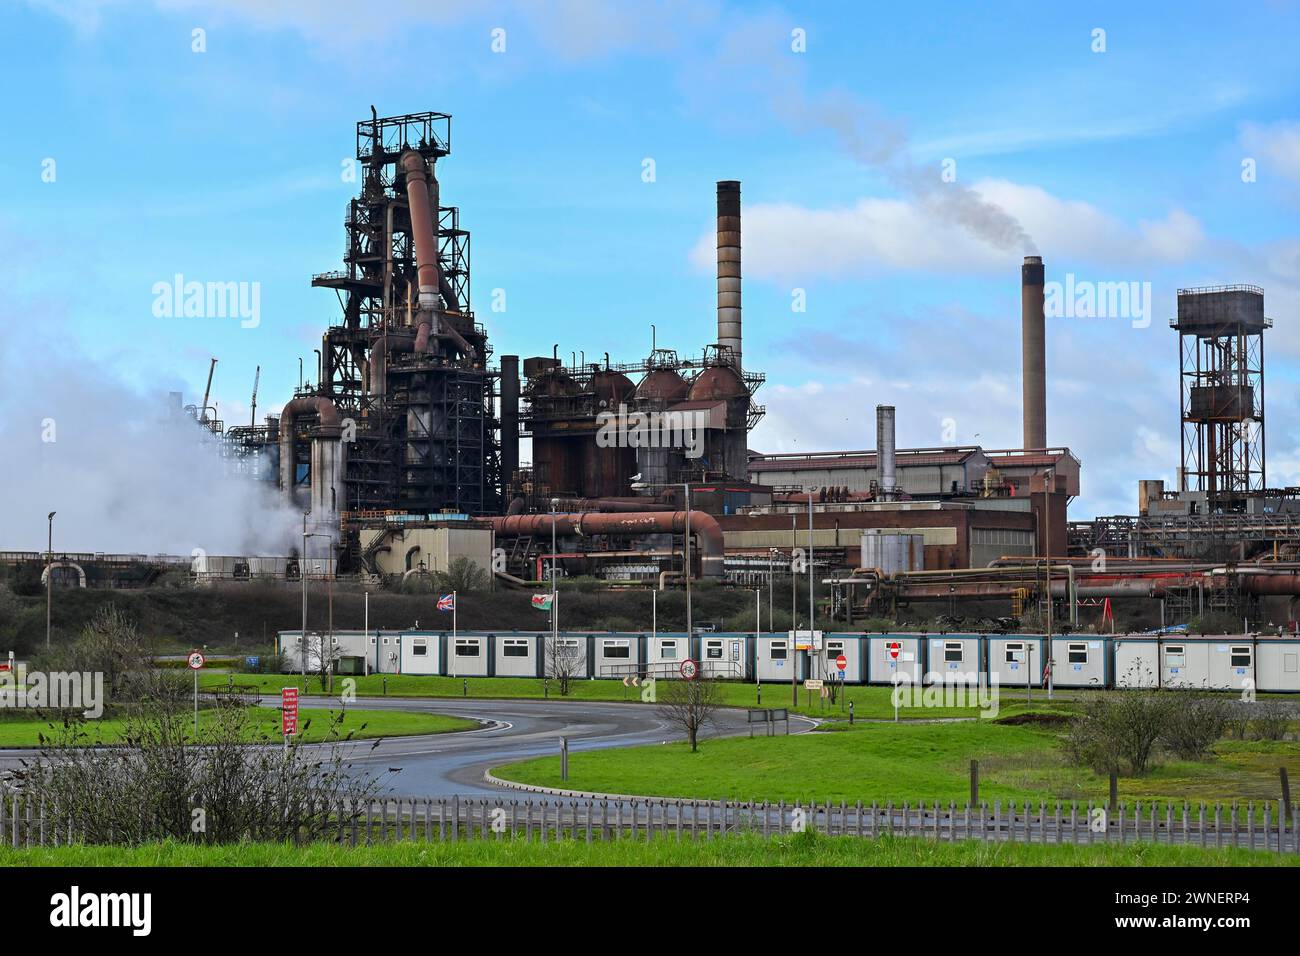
xmin=1175 ymin=285 xmax=1268 ymax=509
xmin=306 ymin=110 xmax=500 ymax=532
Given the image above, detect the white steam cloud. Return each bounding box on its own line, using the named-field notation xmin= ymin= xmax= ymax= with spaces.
xmin=0 ymin=343 xmax=301 ymax=556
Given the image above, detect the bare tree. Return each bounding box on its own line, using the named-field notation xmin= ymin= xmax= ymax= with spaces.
xmin=656 ymin=676 xmax=724 ymax=752
xmin=545 ymin=636 xmax=585 ymax=696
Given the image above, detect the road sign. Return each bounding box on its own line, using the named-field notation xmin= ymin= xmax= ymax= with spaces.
xmin=187 ymin=650 xmax=205 ymax=670
xmin=281 ymin=687 xmax=299 ymax=736
xmin=887 ymin=641 xmax=901 ymax=661
xmin=836 ymin=654 xmax=848 ymax=671
xmin=679 ymin=659 xmax=699 ymax=680
xmin=804 ymin=679 xmax=823 ymax=690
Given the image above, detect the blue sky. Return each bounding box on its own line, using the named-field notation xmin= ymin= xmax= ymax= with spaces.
xmin=4 ymin=0 xmax=1300 ymax=521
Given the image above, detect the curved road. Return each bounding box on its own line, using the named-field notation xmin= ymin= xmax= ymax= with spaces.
xmin=308 ymin=696 xmax=814 ymax=797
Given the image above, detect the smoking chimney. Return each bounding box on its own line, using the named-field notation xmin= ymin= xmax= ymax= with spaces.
xmin=1021 ymin=255 xmax=1046 ymax=449
xmin=716 ymin=181 xmax=742 ymax=369
xmin=876 ymin=404 xmax=897 ymax=501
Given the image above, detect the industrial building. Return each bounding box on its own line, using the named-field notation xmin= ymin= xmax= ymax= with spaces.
xmin=29 ymin=108 xmax=1298 ymax=634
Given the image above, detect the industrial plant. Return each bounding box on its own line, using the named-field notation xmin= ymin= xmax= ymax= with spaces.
xmin=10 ymin=109 xmax=1300 ymax=634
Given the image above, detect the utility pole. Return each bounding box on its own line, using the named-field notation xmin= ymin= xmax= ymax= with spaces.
xmin=301 ymin=512 xmax=309 ymax=684
xmin=45 ymin=512 xmax=55 ymax=649
xmin=1045 ymin=468 xmax=1054 ymax=701
xmin=551 ymin=499 xmax=559 ymax=657
xmin=791 ymin=513 xmax=797 ymax=706
xmin=808 ymin=491 xmax=816 ymax=681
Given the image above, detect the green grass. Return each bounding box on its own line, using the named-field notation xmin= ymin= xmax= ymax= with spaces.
xmin=0 ymin=833 xmax=1290 ymax=867
xmin=200 ymin=671 xmax=1013 ymax=720
xmin=0 ymin=707 xmax=478 ymax=747
xmin=493 ymin=720 xmax=1300 ymax=807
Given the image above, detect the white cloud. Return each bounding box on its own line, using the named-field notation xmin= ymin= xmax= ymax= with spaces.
xmin=692 ymin=179 xmax=1206 ymax=280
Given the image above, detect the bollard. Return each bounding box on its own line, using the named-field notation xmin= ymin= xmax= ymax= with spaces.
xmin=382 ymin=676 xmax=387 ymax=696
xmin=560 ymin=736 xmax=569 ymax=782
xmin=544 ymin=680 xmax=549 ymax=699
xmin=463 ymin=678 xmax=468 ymax=698
xmin=848 ymin=701 xmax=854 ymax=725
xmin=756 ymin=684 xmax=761 ymax=706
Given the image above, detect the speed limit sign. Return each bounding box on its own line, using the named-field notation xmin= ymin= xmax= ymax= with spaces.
xmin=679 ymin=658 xmax=699 ymax=680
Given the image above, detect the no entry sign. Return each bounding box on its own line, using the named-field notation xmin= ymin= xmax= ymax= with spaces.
xmin=281 ymin=687 xmax=299 ymax=736
xmin=836 ymin=654 xmax=848 ymax=671
xmin=887 ymin=642 xmax=901 ymax=660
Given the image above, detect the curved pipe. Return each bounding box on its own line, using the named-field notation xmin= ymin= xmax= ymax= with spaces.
xmin=400 ymin=151 xmax=442 ymax=324
xmin=488 ymin=510 xmax=725 ymax=578
xmin=279 ymin=396 xmax=343 ymax=509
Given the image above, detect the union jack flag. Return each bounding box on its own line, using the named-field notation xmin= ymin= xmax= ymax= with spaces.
xmin=437 ymin=594 xmax=455 ymax=611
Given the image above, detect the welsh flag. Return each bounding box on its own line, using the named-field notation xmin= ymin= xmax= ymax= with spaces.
xmin=531 ymin=593 xmax=554 ymax=612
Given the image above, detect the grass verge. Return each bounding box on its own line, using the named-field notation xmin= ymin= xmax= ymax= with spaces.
xmin=0 ymin=833 xmax=1291 ymax=867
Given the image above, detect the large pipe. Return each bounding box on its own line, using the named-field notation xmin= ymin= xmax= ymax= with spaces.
xmin=500 ymin=355 xmax=520 ymax=491
xmin=400 ymin=150 xmax=442 ymax=353
xmin=876 ymin=404 xmax=896 ymax=501
xmin=1021 ymin=255 xmax=1046 ymax=449
xmin=278 ymin=397 xmax=344 ymax=539
xmin=716 ymin=180 xmax=742 ymax=369
xmin=488 ymin=510 xmax=725 ymax=578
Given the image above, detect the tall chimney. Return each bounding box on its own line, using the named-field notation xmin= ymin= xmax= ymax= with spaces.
xmin=716 ymin=180 xmax=742 ymax=369
xmin=1021 ymin=255 xmax=1046 ymax=449
xmin=500 ymin=355 xmax=520 ymax=497
xmin=876 ymin=404 xmax=896 ymax=501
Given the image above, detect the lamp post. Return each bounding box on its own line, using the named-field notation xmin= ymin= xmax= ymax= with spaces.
xmin=1044 ymin=468 xmax=1054 ymax=701
xmin=46 ymin=511 xmax=55 ymax=649
xmin=550 ymin=498 xmax=559 ymax=656
xmin=301 ymin=515 xmax=332 ymax=684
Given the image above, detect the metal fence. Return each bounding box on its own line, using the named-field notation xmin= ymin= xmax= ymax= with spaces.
xmin=1 ymin=793 xmax=1297 ymax=852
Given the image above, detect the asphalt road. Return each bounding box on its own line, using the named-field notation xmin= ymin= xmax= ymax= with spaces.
xmin=297 ymin=696 xmax=812 ymax=797
xmin=0 ymin=695 xmax=811 ymax=798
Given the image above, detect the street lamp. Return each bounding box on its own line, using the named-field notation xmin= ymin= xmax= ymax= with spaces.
xmin=46 ymin=511 xmax=55 ymax=649
xmin=301 ymin=513 xmax=332 ymax=684
xmin=550 ymin=498 xmax=559 ymax=655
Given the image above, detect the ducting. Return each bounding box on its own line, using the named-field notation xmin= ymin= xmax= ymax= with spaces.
xmin=716 ymin=180 xmax=742 ymax=369
xmin=876 ymin=404 xmax=896 ymax=501
xmin=1021 ymin=255 xmax=1046 ymax=449
xmin=488 ymin=510 xmax=725 ymax=578
xmin=278 ymin=396 xmax=344 ymax=543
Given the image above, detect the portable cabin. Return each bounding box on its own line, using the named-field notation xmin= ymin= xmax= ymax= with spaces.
xmin=542 ymin=633 xmax=592 ymax=680
xmin=755 ymin=634 xmax=803 ymax=683
xmin=647 ymin=633 xmax=690 ymax=677
xmin=1255 ymin=637 xmax=1300 ymax=692
xmin=1200 ymin=637 xmax=1256 ymax=691
xmin=591 ymin=634 xmax=646 ymax=678
xmin=985 ymin=635 xmax=1045 ymax=689
xmin=698 ymin=633 xmax=751 ymax=680
xmin=924 ymin=634 xmax=981 ymax=684
xmin=446 ymin=633 xmax=491 ymax=677
xmin=1048 ymin=636 xmax=1108 ymax=688
xmin=399 ymin=631 xmax=442 ymax=675
xmin=867 ymin=635 xmax=925 ymax=685
xmin=820 ymin=634 xmax=866 ymax=684
xmin=494 ymin=633 xmax=543 ymax=678
xmin=1113 ymin=635 xmax=1159 ymax=687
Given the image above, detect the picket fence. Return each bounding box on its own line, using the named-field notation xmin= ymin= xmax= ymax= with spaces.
xmin=1 ymin=793 xmax=1297 ymax=852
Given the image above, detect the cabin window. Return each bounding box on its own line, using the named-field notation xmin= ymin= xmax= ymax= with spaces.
xmin=412 ymin=638 xmax=428 ymax=658
xmin=503 ymin=639 xmax=529 ymax=658
xmin=660 ymin=640 xmax=678 ymax=659
xmin=770 ymin=641 xmax=788 ymax=661
xmin=1068 ymin=643 xmax=1087 ymax=664
xmin=944 ymin=642 xmax=963 ymax=663
xmin=1005 ymin=642 xmax=1025 ymax=664
xmin=603 ymin=641 xmax=630 ymax=659
xmin=1164 ymin=645 xmax=1185 ymax=667
xmin=707 ymin=640 xmax=723 ymax=660
xmin=455 ymin=640 xmax=480 ymax=657
xmin=1230 ymin=646 xmax=1252 ymax=668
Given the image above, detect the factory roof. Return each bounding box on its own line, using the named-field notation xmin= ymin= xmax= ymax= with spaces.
xmin=748 ymin=447 xmax=984 ymax=472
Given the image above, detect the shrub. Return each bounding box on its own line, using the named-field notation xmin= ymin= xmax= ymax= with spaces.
xmin=1062 ymin=690 xmax=1180 ymax=775
xmin=1160 ymin=693 xmax=1230 ymax=760
xmin=1249 ymin=699 xmax=1293 ymax=741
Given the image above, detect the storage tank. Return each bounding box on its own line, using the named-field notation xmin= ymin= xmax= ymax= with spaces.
xmin=860 ymin=530 xmax=924 ymax=573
